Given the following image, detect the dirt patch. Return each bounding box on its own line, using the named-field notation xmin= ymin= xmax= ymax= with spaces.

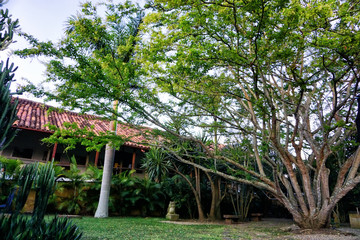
xmin=161 ymin=219 xmax=225 ymax=225
xmin=292 ymin=228 xmax=355 ymax=236
xmin=162 ymin=218 xmax=360 ymax=240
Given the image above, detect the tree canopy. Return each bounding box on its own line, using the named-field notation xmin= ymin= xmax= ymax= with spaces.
xmin=18 ymin=0 xmax=360 ymax=229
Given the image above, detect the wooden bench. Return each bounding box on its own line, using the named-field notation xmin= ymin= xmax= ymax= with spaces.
xmin=250 ymin=213 xmax=263 ymax=221
xmin=223 ymin=214 xmax=240 ymax=224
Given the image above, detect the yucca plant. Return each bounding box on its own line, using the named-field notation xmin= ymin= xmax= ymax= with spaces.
xmin=41 ymin=216 xmax=83 ymax=240
xmin=0 ymin=213 xmax=28 ymax=239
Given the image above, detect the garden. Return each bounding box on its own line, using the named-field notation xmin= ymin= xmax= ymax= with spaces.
xmin=2 ymin=0 xmax=360 ymax=239
xmin=1 ymin=155 xmax=360 ymax=239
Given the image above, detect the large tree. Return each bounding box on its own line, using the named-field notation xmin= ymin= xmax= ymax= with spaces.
xmin=0 ymin=4 xmax=19 ymax=150
xmin=136 ymin=0 xmax=360 ymax=229
xmin=18 ymin=0 xmax=360 ymax=229
xmin=17 ymin=1 xmax=143 ymax=218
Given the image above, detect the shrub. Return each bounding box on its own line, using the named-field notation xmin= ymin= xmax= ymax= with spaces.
xmin=0 ymin=161 xmax=83 ymax=239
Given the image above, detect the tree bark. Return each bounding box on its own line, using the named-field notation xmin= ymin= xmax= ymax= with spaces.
xmin=94 ymin=144 xmax=115 ymax=218
xmin=95 ymin=100 xmax=118 ymax=218
xmin=207 ymin=174 xmax=223 ymax=221
xmin=173 ymin=167 xmax=206 ymax=221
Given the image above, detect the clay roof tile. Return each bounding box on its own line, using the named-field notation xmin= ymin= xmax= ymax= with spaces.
xmin=13 ymin=98 xmax=150 ymax=149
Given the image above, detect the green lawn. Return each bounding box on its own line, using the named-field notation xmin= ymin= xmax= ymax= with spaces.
xmin=71 ymin=217 xmax=292 ymax=240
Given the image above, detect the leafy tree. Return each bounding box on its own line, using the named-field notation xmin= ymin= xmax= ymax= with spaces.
xmin=17 ymin=1 xmax=144 ymax=218
xmin=162 ymin=175 xmax=198 ymax=219
xmin=18 ymin=0 xmax=360 ymax=229
xmin=137 ymin=0 xmax=360 ymax=229
xmin=0 ymin=4 xmax=19 ymax=150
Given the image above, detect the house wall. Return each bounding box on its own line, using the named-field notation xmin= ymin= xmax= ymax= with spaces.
xmin=0 ymin=128 xmax=146 ymax=175
xmin=0 ymin=129 xmax=52 ymax=164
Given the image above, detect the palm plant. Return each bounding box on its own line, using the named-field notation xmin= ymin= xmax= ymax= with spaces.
xmin=142 ymin=148 xmax=172 ymax=182
xmin=133 ymin=177 xmax=165 ymax=217
xmin=56 ymin=156 xmax=86 ymax=215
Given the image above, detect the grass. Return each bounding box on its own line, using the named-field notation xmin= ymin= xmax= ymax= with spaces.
xmin=72 ymin=217 xmax=224 ymax=240
xmin=71 ymin=217 xmax=293 ymax=240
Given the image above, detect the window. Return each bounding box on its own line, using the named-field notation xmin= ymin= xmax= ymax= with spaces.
xmin=12 ymin=147 xmax=33 ymax=159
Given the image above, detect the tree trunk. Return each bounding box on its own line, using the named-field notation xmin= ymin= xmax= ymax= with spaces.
xmin=207 ymin=174 xmax=222 ymax=221
xmin=291 ymin=210 xmax=332 ymax=229
xmin=95 ymin=100 xmax=118 ymax=218
xmin=174 ymin=168 xmax=206 ymax=221
xmin=94 ymin=144 xmax=115 ymax=218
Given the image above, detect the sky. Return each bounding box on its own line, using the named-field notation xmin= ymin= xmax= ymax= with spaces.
xmin=0 ymin=0 xmax=91 ymax=102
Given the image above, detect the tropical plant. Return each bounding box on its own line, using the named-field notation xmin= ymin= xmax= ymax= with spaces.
xmin=0 ymin=214 xmax=82 ymax=240
xmin=0 ymin=3 xmax=19 ymax=151
xmin=13 ymin=162 xmax=38 ymax=214
xmin=162 ymin=175 xmax=198 ymax=219
xmin=110 ymin=170 xmax=139 ymax=215
xmin=142 ymin=148 xmax=172 ymax=182
xmin=17 ymin=0 xmax=360 ymax=229
xmin=133 ymin=177 xmax=165 ymax=217
xmin=0 ymin=161 xmax=83 ymax=239
xmin=0 ymin=156 xmax=22 ymax=203
xmin=81 ymin=165 xmax=103 ymax=214
xmin=55 ymin=156 xmax=86 ymax=215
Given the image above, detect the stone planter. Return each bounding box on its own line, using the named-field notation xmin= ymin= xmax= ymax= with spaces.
xmin=349 ymin=212 xmax=360 ymax=229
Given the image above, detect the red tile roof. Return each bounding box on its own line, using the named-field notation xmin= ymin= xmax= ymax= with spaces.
xmin=12 ymin=98 xmax=150 ymax=150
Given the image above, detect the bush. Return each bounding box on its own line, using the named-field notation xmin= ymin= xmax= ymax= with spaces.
xmin=0 ymin=161 xmax=83 ymax=239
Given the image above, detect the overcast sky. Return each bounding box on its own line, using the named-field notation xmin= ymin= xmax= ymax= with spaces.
xmin=1 ymin=0 xmax=90 ymax=102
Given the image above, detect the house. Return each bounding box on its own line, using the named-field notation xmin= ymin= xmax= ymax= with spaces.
xmin=0 ymin=98 xmax=150 ymax=176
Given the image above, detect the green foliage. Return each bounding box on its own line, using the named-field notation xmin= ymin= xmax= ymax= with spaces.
xmin=55 ymin=156 xmax=87 ymax=215
xmin=0 ymin=214 xmax=82 ymax=240
xmin=16 ymin=1 xmax=145 ymax=122
xmin=0 ymin=156 xmax=22 ymax=205
xmin=42 ymin=216 xmax=83 ymax=240
xmin=16 ymin=0 xmax=360 ymax=228
xmin=32 ymin=162 xmax=56 ymax=226
xmin=162 ymin=175 xmax=197 ymax=219
xmin=0 ymin=156 xmax=22 ymax=177
xmin=133 ymin=177 xmax=165 ymax=216
xmin=0 ymin=6 xmax=19 ymax=151
xmin=42 ymin=122 xmax=126 ymax=152
xmin=142 ymin=147 xmax=172 ymax=182
xmin=110 ymin=170 xmax=138 ymax=215
xmin=110 ymin=170 xmax=166 ymax=216
xmin=0 ymin=161 xmax=83 ymax=239
xmin=13 ymin=162 xmax=38 ymax=214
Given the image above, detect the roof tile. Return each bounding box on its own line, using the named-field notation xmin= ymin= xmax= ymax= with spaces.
xmin=12 ymin=98 xmax=149 ymax=150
